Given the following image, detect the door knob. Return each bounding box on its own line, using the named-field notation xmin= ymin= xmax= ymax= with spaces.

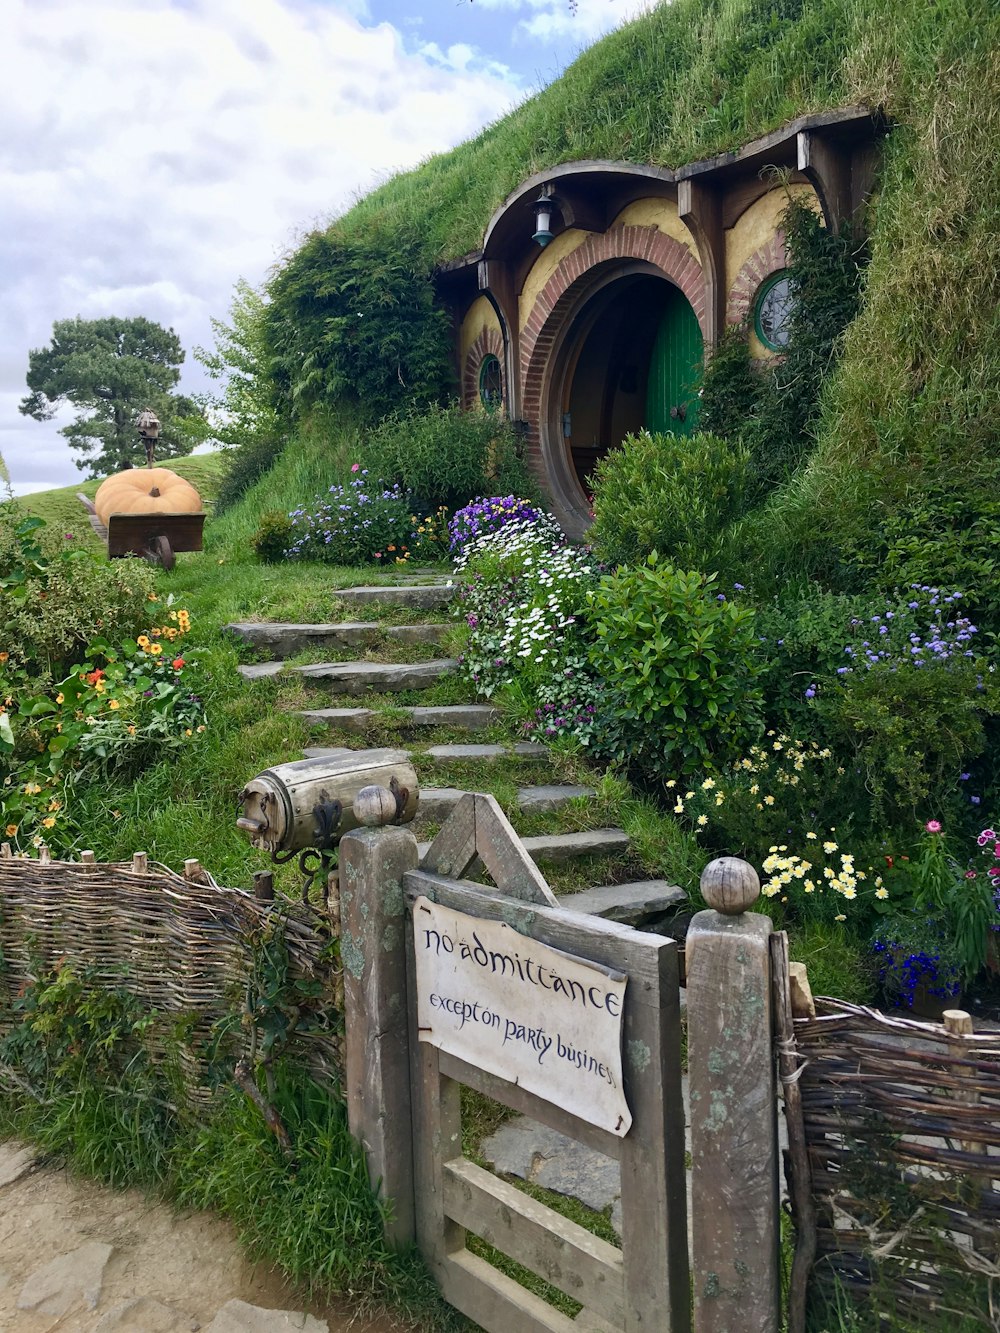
xmin=670 ymin=404 xmax=686 ymax=422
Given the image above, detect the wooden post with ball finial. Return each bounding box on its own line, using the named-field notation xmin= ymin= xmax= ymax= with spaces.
xmin=340 ymin=785 xmax=419 ymax=1247
xmin=687 ymin=856 xmax=780 ymax=1333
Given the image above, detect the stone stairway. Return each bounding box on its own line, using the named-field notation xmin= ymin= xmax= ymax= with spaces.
xmin=227 ymin=580 xmax=685 ymax=929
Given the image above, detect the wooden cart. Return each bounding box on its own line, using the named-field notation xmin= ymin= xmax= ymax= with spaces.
xmin=78 ymin=493 xmax=205 ymax=572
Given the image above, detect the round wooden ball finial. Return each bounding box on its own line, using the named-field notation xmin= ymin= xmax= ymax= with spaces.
xmin=353 ymin=785 xmax=399 ymax=828
xmin=700 ymin=856 xmax=761 ymax=915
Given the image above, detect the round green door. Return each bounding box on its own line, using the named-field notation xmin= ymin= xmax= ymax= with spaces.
xmin=645 ymin=287 xmax=703 ymax=437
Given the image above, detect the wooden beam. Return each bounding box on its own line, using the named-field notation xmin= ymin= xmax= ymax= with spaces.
xmin=440 ymin=1249 xmax=580 ymax=1333
xmin=443 ymin=1157 xmax=625 ymax=1326
xmin=797 ymin=130 xmax=852 ymax=233
xmin=678 ymin=178 xmax=724 ymax=348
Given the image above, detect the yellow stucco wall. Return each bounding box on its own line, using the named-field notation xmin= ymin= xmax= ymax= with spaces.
xmin=726 ymin=183 xmax=820 ymax=358
xmin=610 ymin=197 xmax=699 ymax=259
xmin=518 ymin=228 xmax=591 ymax=331
xmin=459 ymin=295 xmax=503 ymax=366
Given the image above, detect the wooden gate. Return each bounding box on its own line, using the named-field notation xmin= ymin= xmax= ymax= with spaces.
xmin=402 ymin=794 xmax=690 ymax=1333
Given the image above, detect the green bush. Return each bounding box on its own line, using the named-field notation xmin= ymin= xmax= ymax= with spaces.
xmin=364 ymin=403 xmax=537 ymax=511
xmin=589 ymin=430 xmax=751 ymax=569
xmin=0 ymin=505 xmax=154 ymax=680
xmin=588 ymin=556 xmax=762 ymax=783
xmin=215 ymin=434 xmax=286 ymax=515
xmin=252 ymin=511 xmax=294 ymax=564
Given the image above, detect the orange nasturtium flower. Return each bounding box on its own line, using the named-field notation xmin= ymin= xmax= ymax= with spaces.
xmin=5 ymin=824 xmax=18 ymax=837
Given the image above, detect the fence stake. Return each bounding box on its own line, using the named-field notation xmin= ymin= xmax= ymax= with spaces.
xmin=253 ymin=870 xmax=274 ymax=903
xmin=687 ymin=856 xmax=779 ymax=1333
xmin=942 ymin=1009 xmax=985 ymax=1160
xmin=340 ymin=789 xmax=419 ymax=1247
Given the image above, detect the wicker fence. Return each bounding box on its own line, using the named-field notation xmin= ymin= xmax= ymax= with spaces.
xmin=792 ymin=999 xmax=1000 ymax=1327
xmin=0 ymin=848 xmax=343 ymax=1103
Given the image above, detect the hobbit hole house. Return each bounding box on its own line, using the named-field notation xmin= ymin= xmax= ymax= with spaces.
xmin=439 ymin=106 xmax=884 ymax=536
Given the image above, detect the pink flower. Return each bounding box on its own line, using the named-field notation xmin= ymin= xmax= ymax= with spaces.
xmin=965 ymin=870 xmax=978 ymax=879
xmin=925 ymin=819 xmax=942 ymax=834
xmin=351 ymin=463 xmax=360 ymax=473
xmin=994 ymin=842 xmax=1000 ymax=856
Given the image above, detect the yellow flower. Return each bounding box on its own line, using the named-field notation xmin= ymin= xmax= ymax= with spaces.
xmin=701 ymin=778 xmax=716 ymax=790
xmin=109 ymin=698 xmax=120 ymax=710
xmin=147 ymin=593 xmax=159 ymax=602
xmin=763 ymin=795 xmax=775 ymax=806
xmin=127 ymin=725 xmax=136 ymax=736
xmin=5 ymin=824 xmax=18 ymax=837
xmin=185 ymin=727 xmax=193 ymax=737
xmin=673 ymin=799 xmax=684 ymax=815
xmin=805 ymin=831 xmax=817 ymax=840
xmin=665 ymin=780 xmax=677 ymax=789
xmin=696 ymin=814 xmax=708 ymax=826
xmin=823 ymin=841 xmax=838 ymax=854
xmin=148 ymin=644 xmax=163 ymax=656
xmin=715 ymin=794 xmax=725 ymax=806
xmin=834 ymin=914 xmax=847 ymax=922
xmin=804 ymin=880 xmax=815 ymax=893
xmin=137 ymin=635 xmax=150 ymax=648
xmin=749 ymin=783 xmax=759 ymax=795
xmin=23 ymin=782 xmax=41 ymax=795
xmin=684 ymin=791 xmax=694 ymax=800
xmin=42 ymin=817 xmax=55 ymax=829
xmin=47 ymin=800 xmax=61 ymax=812
xmin=875 ymin=887 xmax=889 ymax=900
xmin=55 ymin=693 xmax=64 ymax=705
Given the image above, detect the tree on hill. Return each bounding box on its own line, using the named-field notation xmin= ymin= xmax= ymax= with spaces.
xmin=19 ymin=316 xmax=206 ymax=477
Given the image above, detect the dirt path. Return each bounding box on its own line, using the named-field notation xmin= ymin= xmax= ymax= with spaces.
xmin=0 ymin=1142 xmax=404 ymax=1333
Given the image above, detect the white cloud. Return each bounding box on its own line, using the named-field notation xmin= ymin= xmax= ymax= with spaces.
xmin=472 ymin=0 xmax=659 ymax=43
xmin=0 ymin=0 xmax=524 ymax=488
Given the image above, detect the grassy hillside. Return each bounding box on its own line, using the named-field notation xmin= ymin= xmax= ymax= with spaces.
xmin=15 ymin=453 xmax=227 ymax=554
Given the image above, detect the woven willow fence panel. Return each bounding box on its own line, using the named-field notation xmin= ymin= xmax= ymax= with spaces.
xmin=794 ymin=1000 xmax=1000 ymax=1325
xmin=0 ymin=853 xmax=343 ymax=1102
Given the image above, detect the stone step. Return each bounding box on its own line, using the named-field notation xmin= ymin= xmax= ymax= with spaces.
xmin=299 ymin=704 xmax=498 ymax=734
xmin=557 ymin=880 xmax=686 ymax=927
xmin=422 ymin=742 xmax=548 ymax=761
xmin=297 ymin=659 xmax=457 ymax=693
xmin=302 ymin=741 xmax=548 ymax=763
xmin=224 ymin=619 xmax=448 ymax=657
xmin=416 ymin=827 xmax=628 ymax=865
xmin=416 ymin=787 xmax=469 ymax=821
xmin=336 ymin=584 xmax=455 ymax=610
xmin=517 ymin=784 xmax=595 ymax=814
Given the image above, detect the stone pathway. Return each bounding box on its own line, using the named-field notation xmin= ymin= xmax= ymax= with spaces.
xmin=0 ymin=1142 xmax=400 ymax=1333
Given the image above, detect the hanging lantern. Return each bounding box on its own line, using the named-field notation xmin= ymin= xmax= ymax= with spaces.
xmin=532 ymin=189 xmax=555 ymax=247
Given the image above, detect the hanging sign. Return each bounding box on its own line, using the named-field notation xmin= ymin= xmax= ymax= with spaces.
xmin=412 ymin=895 xmax=632 ymax=1136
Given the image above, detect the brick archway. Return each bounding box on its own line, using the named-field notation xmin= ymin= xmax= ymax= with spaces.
xmin=462 ymin=327 xmax=505 ymax=411
xmin=726 ymin=231 xmax=787 ymax=326
xmin=517 ymin=226 xmax=705 ymax=532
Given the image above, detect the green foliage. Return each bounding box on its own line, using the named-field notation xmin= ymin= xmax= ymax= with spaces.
xmin=788 ymin=921 xmax=876 ymax=1005
xmin=196 ymin=279 xmax=283 ymax=449
xmin=19 ymin=316 xmax=203 ymax=477
xmin=0 ymin=504 xmax=154 ymax=680
xmin=588 ymin=556 xmax=762 ymax=782
xmin=266 ymin=230 xmax=454 ymax=421
xmin=698 ymin=197 xmax=865 ymax=499
xmin=589 ymin=430 xmax=750 ymax=569
xmin=252 ymin=511 xmax=294 ymax=564
xmin=215 ymin=434 xmax=288 ymax=516
xmin=364 ymin=403 xmax=537 ymax=511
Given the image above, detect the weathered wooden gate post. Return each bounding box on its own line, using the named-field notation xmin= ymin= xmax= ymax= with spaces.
xmin=687 ymin=856 xmax=779 ymax=1333
xmin=340 ymin=790 xmax=419 ymax=1247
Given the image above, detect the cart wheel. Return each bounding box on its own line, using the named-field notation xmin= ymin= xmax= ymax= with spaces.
xmin=151 ymin=535 xmax=175 ymax=571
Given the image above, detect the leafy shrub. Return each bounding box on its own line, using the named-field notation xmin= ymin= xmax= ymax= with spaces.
xmin=253 ymin=511 xmax=294 ymax=564
xmin=215 ymin=434 xmax=286 ymax=515
xmin=589 ymin=430 xmax=751 ymax=568
xmin=450 ymin=495 xmax=556 ymax=558
xmin=0 ymin=506 xmax=154 ymax=680
xmin=365 ymin=404 xmax=535 ymax=512
xmin=587 ymin=556 xmax=762 ymax=782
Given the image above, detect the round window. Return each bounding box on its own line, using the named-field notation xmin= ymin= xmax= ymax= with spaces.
xmin=478 ymin=353 xmax=503 ymax=412
xmin=754 ymin=271 xmax=795 ymax=352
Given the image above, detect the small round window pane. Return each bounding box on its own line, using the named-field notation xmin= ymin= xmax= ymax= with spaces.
xmin=754 ymin=272 xmax=795 ymax=352
xmin=478 ymin=354 xmax=503 ymax=412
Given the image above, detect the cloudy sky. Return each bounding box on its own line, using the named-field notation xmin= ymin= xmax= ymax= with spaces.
xmin=1 ymin=0 xmax=654 ymax=494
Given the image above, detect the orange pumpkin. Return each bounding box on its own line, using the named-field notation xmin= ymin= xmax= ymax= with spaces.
xmin=94 ymin=467 xmax=202 ymax=527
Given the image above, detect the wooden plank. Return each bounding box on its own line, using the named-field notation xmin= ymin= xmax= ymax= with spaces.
xmin=439 ymin=1249 xmax=580 ymax=1333
xmin=438 ymin=1050 xmax=622 ymax=1161
xmin=404 ymin=869 xmax=673 ymax=999
xmin=472 ymin=793 xmax=557 ymax=906
xmin=406 ymin=905 xmax=464 ymax=1275
xmin=443 ymin=1157 xmax=625 ymax=1326
xmin=419 ymin=793 xmax=556 ymax=906
xmin=107 ymin=511 xmax=205 ymax=556
xmin=341 ymin=826 xmax=420 ymax=1245
xmin=618 ymin=934 xmax=690 ymax=1333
